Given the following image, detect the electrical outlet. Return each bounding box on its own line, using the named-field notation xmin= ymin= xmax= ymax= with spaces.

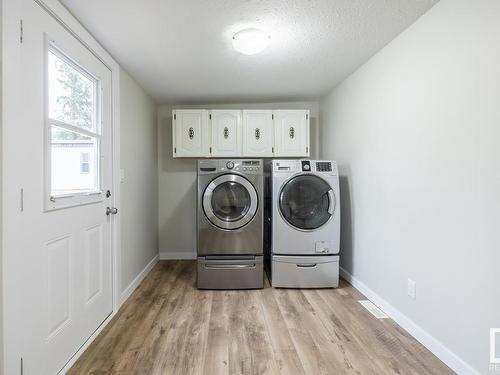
xmin=407 ymin=279 xmax=416 ymax=299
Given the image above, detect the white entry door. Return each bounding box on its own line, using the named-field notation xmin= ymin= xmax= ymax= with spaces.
xmin=10 ymin=1 xmax=114 ymax=373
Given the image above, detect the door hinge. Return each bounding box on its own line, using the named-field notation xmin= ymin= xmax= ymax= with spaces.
xmin=209 ymin=114 xmax=212 ymax=120
xmin=272 ymin=114 xmax=274 ymax=120
xmin=20 ymin=19 xmax=23 ymax=44
xmin=174 ymin=147 xmax=177 ymax=154
xmin=272 ymin=147 xmax=274 ymax=154
xmin=209 ymin=147 xmax=212 ymax=154
xmin=20 ymin=357 xmax=23 ymax=375
xmin=106 ymin=190 xmax=111 ymax=198
xmin=306 ymin=146 xmax=309 ymax=153
xmin=174 ymin=114 xmax=176 ymax=120
xmin=306 ymin=113 xmax=309 ymax=120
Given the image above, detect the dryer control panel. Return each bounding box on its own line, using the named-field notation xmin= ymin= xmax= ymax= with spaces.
xmin=316 ymin=162 xmax=332 ymax=172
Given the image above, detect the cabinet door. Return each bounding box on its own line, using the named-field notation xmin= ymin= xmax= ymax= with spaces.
xmin=211 ymin=110 xmax=242 ymax=157
xmin=242 ymin=110 xmax=274 ymax=157
xmin=273 ymin=110 xmax=310 ymax=157
xmin=173 ymin=110 xmax=210 ymax=157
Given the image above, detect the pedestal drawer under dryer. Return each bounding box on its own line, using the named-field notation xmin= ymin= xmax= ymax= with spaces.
xmin=197 ymin=256 xmax=264 ymax=290
xmin=271 ymin=255 xmax=339 ymax=288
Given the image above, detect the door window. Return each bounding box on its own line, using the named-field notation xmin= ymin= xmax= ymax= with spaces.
xmin=279 ymin=175 xmax=332 ymax=230
xmin=211 ymin=181 xmax=251 ymax=222
xmin=47 ymin=45 xmax=100 ymax=203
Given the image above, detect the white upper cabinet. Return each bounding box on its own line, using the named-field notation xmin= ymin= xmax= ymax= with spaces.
xmin=172 ymin=110 xmax=210 ymax=157
xmin=210 ymin=110 xmax=242 ymax=157
xmin=242 ymin=110 xmax=274 ymax=157
xmin=172 ymin=108 xmax=310 ymax=158
xmin=273 ymin=110 xmax=310 ymax=157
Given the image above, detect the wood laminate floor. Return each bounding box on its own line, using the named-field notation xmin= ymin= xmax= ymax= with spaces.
xmin=68 ymin=261 xmax=453 ymax=375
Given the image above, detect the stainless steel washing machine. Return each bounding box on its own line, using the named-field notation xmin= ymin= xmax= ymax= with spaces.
xmin=197 ymin=159 xmax=264 ymax=289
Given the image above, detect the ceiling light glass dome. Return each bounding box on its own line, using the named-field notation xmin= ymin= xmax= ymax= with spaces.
xmin=232 ymin=28 xmax=271 ymax=55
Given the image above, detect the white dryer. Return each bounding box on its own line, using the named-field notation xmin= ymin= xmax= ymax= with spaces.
xmin=267 ymin=160 xmax=340 ymax=288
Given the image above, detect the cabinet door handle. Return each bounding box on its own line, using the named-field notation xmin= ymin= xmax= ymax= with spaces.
xmin=188 ymin=127 xmax=194 ymax=139
xmin=289 ymin=126 xmax=295 ymax=139
xmin=223 ymin=127 xmax=229 ymax=139
xmin=255 ymin=128 xmax=261 ymax=140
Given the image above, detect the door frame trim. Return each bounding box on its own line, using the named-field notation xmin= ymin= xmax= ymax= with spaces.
xmin=2 ymin=0 xmax=122 ymax=373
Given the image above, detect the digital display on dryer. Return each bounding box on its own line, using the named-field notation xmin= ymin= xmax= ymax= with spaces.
xmin=316 ymin=162 xmax=332 ymax=172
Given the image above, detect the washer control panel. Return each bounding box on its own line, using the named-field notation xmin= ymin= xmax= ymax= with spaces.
xmin=273 ymin=160 xmax=337 ymax=175
xmin=237 ymin=160 xmax=261 ymax=174
xmin=196 ymin=159 xmax=263 ymax=175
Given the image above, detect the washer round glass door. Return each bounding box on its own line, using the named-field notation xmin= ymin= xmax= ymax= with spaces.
xmin=203 ymin=174 xmax=258 ymax=230
xmin=279 ymin=174 xmax=335 ymax=231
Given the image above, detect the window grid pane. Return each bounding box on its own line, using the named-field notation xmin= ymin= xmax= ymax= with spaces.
xmin=48 ymin=49 xmax=97 ymax=133
xmin=50 ymin=126 xmax=99 ymax=196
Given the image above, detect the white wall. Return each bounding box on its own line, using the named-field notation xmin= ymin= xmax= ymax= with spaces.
xmin=158 ymin=101 xmax=319 ymax=259
xmin=319 ymin=0 xmax=500 ymax=373
xmin=120 ymin=68 xmax=158 ymax=292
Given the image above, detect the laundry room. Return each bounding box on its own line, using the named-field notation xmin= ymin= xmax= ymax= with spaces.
xmin=1 ymin=1 xmax=500 ymax=375
xmin=157 ymin=102 xmax=321 ymax=262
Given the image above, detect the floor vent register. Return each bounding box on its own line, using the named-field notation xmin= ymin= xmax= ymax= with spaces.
xmin=358 ymin=300 xmax=389 ymax=319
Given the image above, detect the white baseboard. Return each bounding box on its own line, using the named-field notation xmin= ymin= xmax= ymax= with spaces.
xmin=159 ymin=251 xmax=196 ymax=260
xmin=120 ymin=254 xmax=159 ymax=304
xmin=339 ymin=267 xmax=479 ymax=375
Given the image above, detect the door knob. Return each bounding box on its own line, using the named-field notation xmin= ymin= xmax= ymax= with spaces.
xmin=106 ymin=207 xmax=118 ymax=216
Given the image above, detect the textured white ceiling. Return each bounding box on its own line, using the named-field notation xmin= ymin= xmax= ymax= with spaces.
xmin=60 ymin=0 xmax=438 ymax=104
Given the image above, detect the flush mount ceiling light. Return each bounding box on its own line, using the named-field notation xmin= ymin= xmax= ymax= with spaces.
xmin=232 ymin=28 xmax=271 ymax=55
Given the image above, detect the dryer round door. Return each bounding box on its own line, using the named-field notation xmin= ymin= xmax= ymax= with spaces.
xmin=279 ymin=174 xmax=336 ymax=231
xmin=203 ymin=174 xmax=259 ymax=230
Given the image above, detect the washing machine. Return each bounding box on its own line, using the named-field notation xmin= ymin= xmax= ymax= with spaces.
xmin=267 ymin=159 xmax=340 ymax=288
xmin=197 ymin=159 xmax=264 ymax=289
